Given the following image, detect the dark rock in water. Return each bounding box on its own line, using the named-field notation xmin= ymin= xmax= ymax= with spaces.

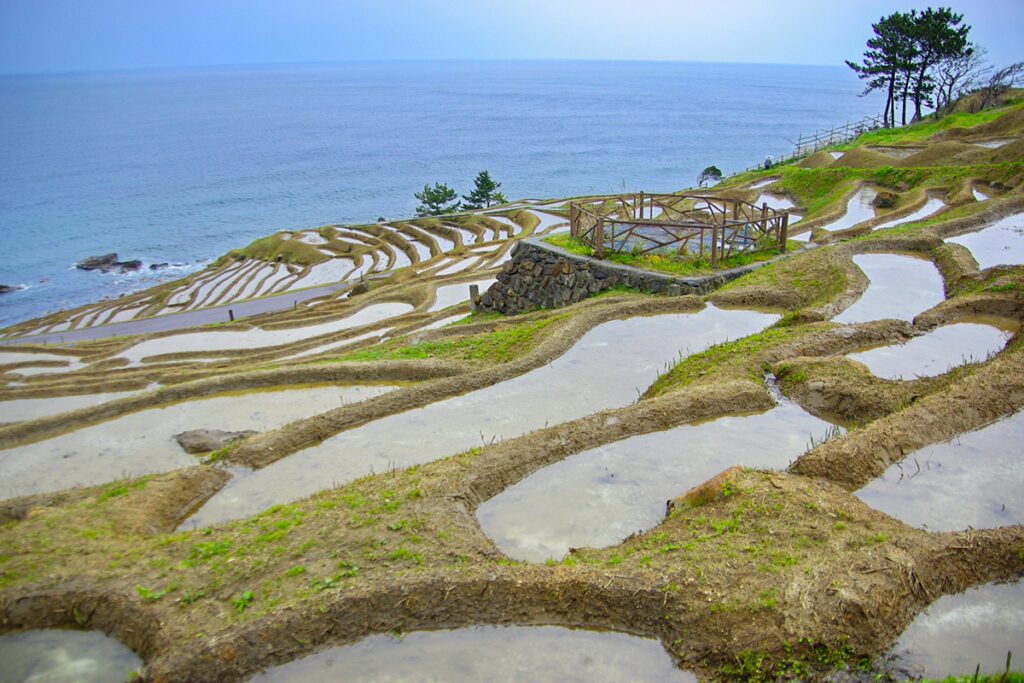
xmin=377 ymin=216 xmax=387 ymax=223
xmin=117 ymin=260 xmax=142 ymax=273
xmin=174 ymin=429 xmax=257 ymax=454
xmin=0 ymin=284 xmax=24 ymax=294
xmin=77 ymin=253 xmax=119 ymax=270
xmin=872 ymin=191 xmax=898 ymax=209
xmin=149 ymin=263 xmax=169 ymax=271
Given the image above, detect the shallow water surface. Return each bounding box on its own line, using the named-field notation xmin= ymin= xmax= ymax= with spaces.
xmin=870 ymin=196 xmax=945 ymax=232
xmin=478 ymin=400 xmax=840 ymax=561
xmin=885 ymin=580 xmax=1024 ymax=678
xmin=855 ymin=409 xmax=1024 ymax=531
xmin=846 ymin=319 xmax=1016 ymax=380
xmin=185 ymin=305 xmax=778 ymax=526
xmin=831 ymin=253 xmax=945 ymax=325
xmin=0 ymin=628 xmax=142 ymax=683
xmin=117 ymin=302 xmax=412 ymax=363
xmin=0 ymin=391 xmax=135 ymax=423
xmin=428 ymin=279 xmax=493 ymax=312
xmin=947 ymin=212 xmax=1024 ymax=269
xmin=248 ymin=625 xmax=695 ymax=682
xmin=821 ymin=186 xmax=877 ymax=232
xmin=0 ymin=384 xmax=396 ymax=499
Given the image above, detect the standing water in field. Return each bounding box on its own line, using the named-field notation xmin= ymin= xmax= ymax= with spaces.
xmin=0 ymin=384 xmax=397 ymax=499
xmin=831 ymin=254 xmax=945 ymax=325
xmin=845 ymin=319 xmax=1017 ymax=380
xmin=946 ymin=212 xmax=1024 ymax=270
xmin=884 ymin=580 xmax=1024 ymax=679
xmin=0 ymin=628 xmax=142 ymax=683
xmin=184 ymin=306 xmax=779 ymax=527
xmin=248 ymin=625 xmax=695 ymax=682
xmin=478 ymin=398 xmax=840 ymax=562
xmin=855 ymin=409 xmax=1024 ymax=531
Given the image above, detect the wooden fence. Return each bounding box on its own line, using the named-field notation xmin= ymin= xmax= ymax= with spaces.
xmin=737 ymin=113 xmax=886 ymax=175
xmin=569 ymin=193 xmax=789 ymax=265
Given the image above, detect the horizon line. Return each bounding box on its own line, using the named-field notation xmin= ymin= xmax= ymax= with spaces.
xmin=0 ymin=56 xmax=846 ymax=79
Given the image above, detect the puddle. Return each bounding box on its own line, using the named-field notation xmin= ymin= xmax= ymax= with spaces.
xmin=117 ymin=302 xmax=413 ymax=363
xmin=0 ymin=391 xmax=135 ymax=423
xmin=973 ymin=138 xmax=1014 ymax=149
xmin=822 ymin=186 xmax=877 ymax=232
xmin=429 ymin=280 xmax=493 ymax=313
xmin=871 ymin=196 xmax=945 ymax=232
xmin=185 ymin=306 xmax=779 ymax=526
xmin=749 ymin=178 xmax=778 ymax=190
xmin=531 ymin=210 xmax=570 ymax=234
xmin=0 ymin=384 xmax=397 ymax=499
xmin=973 ymin=187 xmax=989 ymax=202
xmin=286 ymin=259 xmax=354 ymax=289
xmin=855 ymin=409 xmax=1024 ymax=531
xmin=829 ymin=150 xmax=844 ymax=159
xmin=433 ymin=259 xmax=474 ymax=277
xmin=884 ymin=580 xmax=1024 ymax=678
xmin=276 ymin=329 xmax=388 ymax=361
xmin=866 ymin=146 xmax=922 ymax=159
xmin=0 ymin=351 xmax=80 ymax=366
xmin=846 ymin=319 xmax=1016 ymax=380
xmin=479 ymin=400 xmax=840 ymax=562
xmin=0 ymin=628 xmax=142 ymax=682
xmin=754 ymin=194 xmax=795 ymax=211
xmin=947 ymin=212 xmax=1024 ymax=269
xmin=248 ymin=625 xmax=694 ymax=682
xmin=832 ymin=253 xmax=945 ymax=325
xmin=420 ymin=314 xmax=466 ymax=331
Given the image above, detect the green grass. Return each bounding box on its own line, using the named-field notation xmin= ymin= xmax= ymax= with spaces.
xmin=542 ymin=233 xmax=794 ymax=277
xmin=846 ymin=102 xmax=1022 ymax=146
xmin=334 ymin=312 xmax=569 ymax=363
xmin=228 ymin=233 xmax=330 ymax=266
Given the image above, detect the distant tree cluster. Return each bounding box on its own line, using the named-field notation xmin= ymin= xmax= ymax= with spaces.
xmin=697 ymin=165 xmax=722 ymax=187
xmin=847 ymin=7 xmax=1024 ymax=126
xmin=414 ymin=171 xmax=507 ymax=216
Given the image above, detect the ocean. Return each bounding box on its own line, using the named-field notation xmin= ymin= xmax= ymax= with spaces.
xmin=0 ymin=60 xmax=884 ymax=328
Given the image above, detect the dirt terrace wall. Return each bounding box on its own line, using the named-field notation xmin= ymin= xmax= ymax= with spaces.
xmin=476 ymin=237 xmax=770 ymax=314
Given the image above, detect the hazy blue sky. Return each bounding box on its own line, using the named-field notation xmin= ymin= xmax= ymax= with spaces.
xmin=1 ymin=0 xmax=1021 ymax=74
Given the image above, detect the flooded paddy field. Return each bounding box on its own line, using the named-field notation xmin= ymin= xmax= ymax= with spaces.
xmin=185 ymin=305 xmax=778 ymax=526
xmin=846 ymin=318 xmax=1018 ymax=380
xmin=831 ymin=253 xmax=945 ymax=324
xmin=478 ymin=398 xmax=839 ymax=562
xmin=855 ymin=409 xmax=1024 ymax=531
xmin=0 ymin=383 xmax=396 ymax=499
xmin=250 ymin=625 xmax=694 ymax=682
xmin=0 ymin=628 xmax=143 ymax=682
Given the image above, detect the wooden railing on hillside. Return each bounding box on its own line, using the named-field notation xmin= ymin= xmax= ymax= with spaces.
xmin=569 ymin=193 xmax=789 ymax=265
xmin=736 ymin=113 xmax=887 ymax=175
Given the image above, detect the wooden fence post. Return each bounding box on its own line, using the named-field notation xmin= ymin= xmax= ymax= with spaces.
xmin=710 ymin=225 xmax=717 ymax=267
xmin=570 ymin=204 xmax=578 ymax=237
xmin=596 ymin=217 xmax=605 ymax=259
xmin=780 ymin=213 xmax=789 ymax=252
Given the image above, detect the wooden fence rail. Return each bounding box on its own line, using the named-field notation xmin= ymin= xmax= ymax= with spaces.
xmin=736 ymin=113 xmax=886 ymax=175
xmin=569 ymin=193 xmax=788 ymax=265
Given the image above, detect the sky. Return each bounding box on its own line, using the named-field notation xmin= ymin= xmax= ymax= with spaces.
xmin=0 ymin=0 xmax=1021 ymax=74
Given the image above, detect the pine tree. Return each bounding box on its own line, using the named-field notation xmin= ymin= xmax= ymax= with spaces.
xmin=414 ymin=183 xmax=460 ymax=216
xmin=461 ymin=171 xmax=505 ymax=209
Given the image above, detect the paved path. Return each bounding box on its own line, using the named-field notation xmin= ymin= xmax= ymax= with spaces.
xmin=0 ymin=280 xmax=354 ymax=347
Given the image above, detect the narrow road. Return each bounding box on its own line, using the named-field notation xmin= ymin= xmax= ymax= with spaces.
xmin=0 ymin=279 xmax=353 ymax=346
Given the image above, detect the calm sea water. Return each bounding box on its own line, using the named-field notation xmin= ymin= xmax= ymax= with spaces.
xmin=0 ymin=60 xmax=883 ymax=328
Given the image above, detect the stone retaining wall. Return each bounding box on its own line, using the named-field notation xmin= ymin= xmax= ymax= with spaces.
xmin=475 ymin=237 xmax=779 ymax=315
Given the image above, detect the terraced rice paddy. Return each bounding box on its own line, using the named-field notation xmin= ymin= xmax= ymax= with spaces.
xmin=1 ymin=102 xmax=1024 ymax=681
